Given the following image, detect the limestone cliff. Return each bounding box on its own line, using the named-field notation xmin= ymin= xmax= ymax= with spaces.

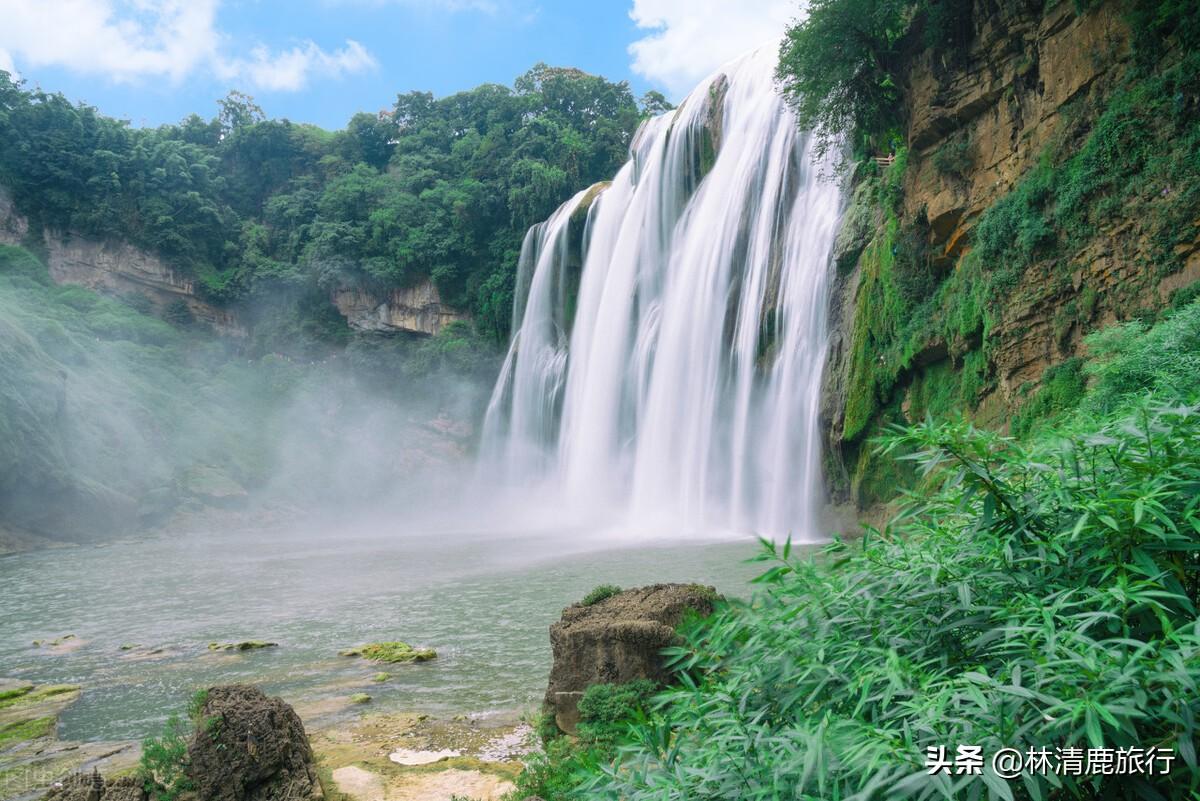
xmin=0 ymin=189 xmax=246 ymax=337
xmin=331 ymin=282 xmax=467 ymax=336
xmin=822 ymin=0 xmax=1200 ymax=511
xmin=1 ymin=189 xmax=469 ymax=339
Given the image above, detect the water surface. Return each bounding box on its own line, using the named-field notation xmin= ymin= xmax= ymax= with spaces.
xmin=0 ymin=522 xmax=762 ymax=741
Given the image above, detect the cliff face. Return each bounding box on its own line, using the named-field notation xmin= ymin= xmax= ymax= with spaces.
xmin=822 ymin=0 xmax=1200 ymax=511
xmin=331 ymin=282 xmax=467 ymax=336
xmin=1 ymin=189 xmax=468 ymax=339
xmin=0 ymin=189 xmax=246 ymax=337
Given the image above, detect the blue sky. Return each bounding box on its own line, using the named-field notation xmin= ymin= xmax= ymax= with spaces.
xmin=0 ymin=0 xmax=799 ymax=130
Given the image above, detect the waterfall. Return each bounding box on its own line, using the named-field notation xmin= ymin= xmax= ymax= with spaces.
xmin=479 ymin=45 xmax=842 ymax=540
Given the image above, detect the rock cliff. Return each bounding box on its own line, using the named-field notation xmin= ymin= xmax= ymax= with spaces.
xmin=822 ymin=0 xmax=1200 ymax=511
xmin=1 ymin=189 xmax=469 ymax=339
xmin=0 ymin=190 xmax=246 ymax=337
xmin=331 ymin=282 xmax=467 ymax=336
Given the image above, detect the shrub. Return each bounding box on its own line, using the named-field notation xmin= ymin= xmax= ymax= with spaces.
xmin=577 ymin=400 xmax=1200 ymax=800
xmin=579 ymin=584 xmax=621 ymax=606
xmin=575 ymin=681 xmax=658 ymax=746
xmin=1083 ymin=297 xmax=1200 ymax=414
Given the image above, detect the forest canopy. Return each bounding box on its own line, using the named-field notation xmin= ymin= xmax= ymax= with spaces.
xmin=0 ymin=65 xmax=659 ymax=341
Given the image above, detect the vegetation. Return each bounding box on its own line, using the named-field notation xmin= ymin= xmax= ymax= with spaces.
xmin=529 ymin=297 xmax=1200 ymax=800
xmin=837 ymin=45 xmax=1200 ymax=502
xmin=579 ymin=584 xmax=622 ymax=606
xmin=776 ymin=0 xmax=972 ymax=158
xmin=338 ymin=641 xmax=437 ymax=663
xmin=0 ymin=717 xmax=55 ymax=748
xmin=511 ymin=681 xmax=658 ymax=801
xmin=0 ymin=65 xmax=650 ymax=342
xmin=139 ymin=690 xmax=211 ymax=801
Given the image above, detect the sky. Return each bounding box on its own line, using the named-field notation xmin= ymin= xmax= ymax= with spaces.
xmin=0 ymin=0 xmax=800 ymax=130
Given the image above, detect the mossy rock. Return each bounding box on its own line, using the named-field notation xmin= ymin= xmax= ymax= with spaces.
xmin=349 ymin=693 xmax=372 ymax=705
xmin=208 ymin=640 xmax=278 ymax=652
xmin=0 ymin=716 xmax=54 ymax=748
xmin=372 ymin=672 xmax=391 ymax=683
xmin=0 ymin=683 xmax=78 ymax=711
xmin=338 ymin=642 xmax=436 ymax=664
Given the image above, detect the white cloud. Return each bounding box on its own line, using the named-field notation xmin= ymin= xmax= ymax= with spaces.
xmin=0 ymin=0 xmax=377 ymax=92
xmin=0 ymin=48 xmax=17 ymax=79
xmin=219 ymin=40 xmax=377 ymax=92
xmin=628 ymin=0 xmax=799 ymax=99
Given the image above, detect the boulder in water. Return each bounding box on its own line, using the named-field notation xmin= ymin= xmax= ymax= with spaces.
xmin=187 ymin=684 xmax=323 ymax=801
xmin=543 ymin=583 xmax=720 ymax=734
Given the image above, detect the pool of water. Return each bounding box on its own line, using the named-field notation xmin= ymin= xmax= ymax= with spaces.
xmin=0 ymin=521 xmax=763 ymax=742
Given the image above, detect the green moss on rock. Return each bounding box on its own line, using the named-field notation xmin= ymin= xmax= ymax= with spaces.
xmin=339 ymin=641 xmax=436 ymax=663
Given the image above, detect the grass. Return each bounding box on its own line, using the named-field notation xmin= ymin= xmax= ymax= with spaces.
xmin=579 ymin=584 xmax=622 ymax=606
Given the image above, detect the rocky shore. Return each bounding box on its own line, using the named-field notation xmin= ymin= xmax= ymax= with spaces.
xmin=1 ymin=583 xmax=714 ymax=801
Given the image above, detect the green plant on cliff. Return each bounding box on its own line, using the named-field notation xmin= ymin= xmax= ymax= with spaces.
xmin=580 ymin=584 xmax=622 ymax=606
xmin=777 ymin=1 xmax=973 ymax=158
xmin=139 ymin=690 xmax=224 ymax=800
xmin=837 ymin=45 xmax=1200 ymax=504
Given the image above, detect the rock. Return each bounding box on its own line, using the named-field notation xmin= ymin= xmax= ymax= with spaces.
xmin=43 ymin=772 xmax=147 ymax=801
xmin=338 ymin=641 xmax=436 ymax=663
xmin=2 ymin=681 xmax=138 ymax=801
xmin=207 ymin=641 xmax=278 ymax=652
xmin=349 ymin=693 xmax=371 ymax=705
xmin=543 ymin=583 xmax=720 ymax=734
xmin=331 ymin=280 xmax=467 ymax=336
xmin=187 ymin=684 xmax=323 ymax=801
xmin=831 ymin=178 xmax=876 ymax=274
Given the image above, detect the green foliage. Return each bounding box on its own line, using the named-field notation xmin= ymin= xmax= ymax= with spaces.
xmin=0 ymin=65 xmax=643 ymax=342
xmin=1083 ymin=298 xmax=1200 ymax=415
xmin=579 ymin=584 xmax=622 ymax=606
xmin=512 ymin=682 xmax=658 ymax=801
xmin=776 ymin=1 xmax=973 ymax=158
xmin=1010 ymin=357 xmax=1087 ymax=437
xmin=575 ymin=681 xmax=658 ymax=746
xmin=932 ymin=135 xmax=975 ymax=180
xmin=775 ymin=0 xmax=911 ymax=158
xmin=572 ymin=396 xmax=1200 ymax=799
xmin=140 ymin=714 xmax=194 ymax=801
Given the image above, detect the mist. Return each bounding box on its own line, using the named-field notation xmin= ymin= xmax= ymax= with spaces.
xmin=0 ymin=246 xmax=504 ymax=552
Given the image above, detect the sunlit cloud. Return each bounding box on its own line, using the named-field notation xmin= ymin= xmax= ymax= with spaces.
xmin=627 ymin=0 xmax=798 ymax=99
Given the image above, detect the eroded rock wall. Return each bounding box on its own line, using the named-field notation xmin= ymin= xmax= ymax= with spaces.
xmin=822 ymin=0 xmax=1199 ymax=512
xmin=331 ymin=282 xmax=467 ymax=336
xmin=0 ymin=189 xmax=246 ymax=337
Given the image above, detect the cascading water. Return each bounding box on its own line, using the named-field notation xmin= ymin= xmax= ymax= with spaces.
xmin=479 ymin=45 xmax=842 ymax=540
